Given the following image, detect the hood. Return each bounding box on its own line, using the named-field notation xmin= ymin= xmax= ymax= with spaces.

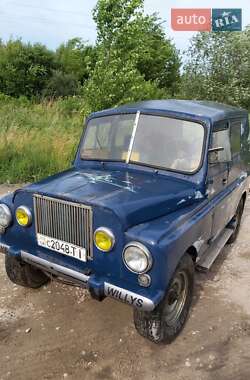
xmin=16 ymin=168 xmax=204 ymax=228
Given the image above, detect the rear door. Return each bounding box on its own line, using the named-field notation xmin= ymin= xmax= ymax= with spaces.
xmin=228 ymin=119 xmax=242 ymax=184
xmin=227 ymin=118 xmax=246 ymax=219
xmin=207 ymin=123 xmax=232 ymax=239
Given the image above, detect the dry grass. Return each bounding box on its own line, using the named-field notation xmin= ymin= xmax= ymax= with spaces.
xmin=0 ymin=96 xmax=84 ymax=183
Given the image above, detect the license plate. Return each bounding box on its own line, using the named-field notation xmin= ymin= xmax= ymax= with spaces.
xmin=37 ymin=233 xmax=86 ymax=262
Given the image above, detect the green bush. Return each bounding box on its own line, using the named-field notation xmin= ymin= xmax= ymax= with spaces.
xmin=181 ymin=30 xmax=250 ymax=109
xmin=42 ymin=70 xmax=80 ymax=98
xmin=0 ymin=40 xmax=56 ymax=98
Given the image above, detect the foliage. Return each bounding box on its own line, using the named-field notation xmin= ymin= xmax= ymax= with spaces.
xmin=135 ymin=14 xmax=180 ymax=92
xmin=42 ymin=70 xmax=80 ymax=98
xmin=181 ymin=30 xmax=250 ymax=109
xmin=0 ymin=39 xmax=56 ymax=98
xmin=0 ymin=1 xmax=180 ymax=106
xmin=84 ymin=56 xmax=166 ymax=112
xmin=93 ymin=0 xmax=144 ymax=46
xmin=0 ymin=97 xmax=84 ymax=183
xmin=55 ymin=38 xmax=98 ymax=84
xmin=0 ymin=38 xmax=98 ymax=99
xmin=85 ymin=0 xmax=180 ymax=111
xmin=0 ymin=0 xmax=183 ymax=183
xmin=93 ymin=0 xmax=180 ymax=90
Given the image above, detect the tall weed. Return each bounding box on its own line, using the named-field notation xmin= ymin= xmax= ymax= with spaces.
xmin=0 ymin=97 xmax=84 ymax=183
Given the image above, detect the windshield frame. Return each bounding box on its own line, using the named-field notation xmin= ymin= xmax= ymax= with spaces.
xmin=80 ymin=112 xmax=207 ymax=175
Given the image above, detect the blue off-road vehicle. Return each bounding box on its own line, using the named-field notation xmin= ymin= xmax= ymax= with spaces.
xmin=0 ymin=100 xmax=249 ymax=344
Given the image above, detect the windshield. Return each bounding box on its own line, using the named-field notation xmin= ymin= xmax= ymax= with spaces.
xmin=80 ymin=113 xmax=205 ymax=173
xmin=81 ymin=114 xmax=135 ymax=161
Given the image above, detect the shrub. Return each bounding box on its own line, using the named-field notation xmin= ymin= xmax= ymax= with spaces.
xmin=181 ymin=30 xmax=250 ymax=109
xmin=43 ymin=70 xmax=80 ymax=98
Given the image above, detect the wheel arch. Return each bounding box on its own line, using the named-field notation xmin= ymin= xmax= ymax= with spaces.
xmin=242 ymin=191 xmax=247 ymax=206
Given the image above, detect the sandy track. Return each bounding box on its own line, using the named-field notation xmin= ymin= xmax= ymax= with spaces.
xmin=0 ymin=185 xmax=250 ymax=380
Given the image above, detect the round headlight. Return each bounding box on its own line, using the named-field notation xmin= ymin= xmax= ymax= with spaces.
xmin=123 ymin=242 xmax=152 ymax=274
xmin=94 ymin=227 xmax=115 ymax=252
xmin=16 ymin=206 xmax=32 ymax=227
xmin=0 ymin=204 xmax=12 ymax=228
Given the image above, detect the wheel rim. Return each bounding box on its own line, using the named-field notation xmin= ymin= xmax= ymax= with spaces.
xmin=163 ymin=271 xmax=189 ymax=326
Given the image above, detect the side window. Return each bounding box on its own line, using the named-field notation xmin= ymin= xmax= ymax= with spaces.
xmin=230 ymin=120 xmax=241 ymax=156
xmin=212 ymin=129 xmax=232 ymax=162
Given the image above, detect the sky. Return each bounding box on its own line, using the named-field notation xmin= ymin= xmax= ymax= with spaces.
xmin=0 ymin=0 xmax=249 ymax=53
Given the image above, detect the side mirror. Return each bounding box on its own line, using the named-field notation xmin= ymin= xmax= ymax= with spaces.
xmin=208 ymin=147 xmax=224 ymax=164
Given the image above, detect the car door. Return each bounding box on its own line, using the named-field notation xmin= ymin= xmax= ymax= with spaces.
xmin=227 ymin=119 xmax=245 ymax=218
xmin=228 ymin=119 xmax=242 ymax=183
xmin=207 ymin=123 xmax=232 ymax=239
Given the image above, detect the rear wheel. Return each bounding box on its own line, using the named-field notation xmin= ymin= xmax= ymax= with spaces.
xmin=133 ymin=253 xmax=194 ymax=344
xmin=5 ymin=254 xmax=48 ymax=288
xmin=227 ymin=198 xmax=245 ymax=244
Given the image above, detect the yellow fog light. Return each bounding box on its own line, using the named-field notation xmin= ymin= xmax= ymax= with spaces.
xmin=94 ymin=228 xmax=115 ymax=252
xmin=16 ymin=206 xmax=32 ymax=227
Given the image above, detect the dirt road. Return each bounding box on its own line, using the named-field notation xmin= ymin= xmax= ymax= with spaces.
xmin=0 ymin=185 xmax=250 ymax=380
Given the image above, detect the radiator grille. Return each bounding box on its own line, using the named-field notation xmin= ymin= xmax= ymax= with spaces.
xmin=33 ymin=194 xmax=93 ymax=259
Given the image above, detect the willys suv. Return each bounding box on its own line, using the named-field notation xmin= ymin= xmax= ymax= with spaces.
xmin=0 ymin=100 xmax=249 ymax=344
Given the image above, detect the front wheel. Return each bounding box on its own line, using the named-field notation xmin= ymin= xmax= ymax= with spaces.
xmin=5 ymin=254 xmax=49 ymax=288
xmin=133 ymin=253 xmax=194 ymax=344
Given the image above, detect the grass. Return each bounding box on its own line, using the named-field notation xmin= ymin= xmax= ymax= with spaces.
xmin=0 ymin=95 xmax=85 ymax=183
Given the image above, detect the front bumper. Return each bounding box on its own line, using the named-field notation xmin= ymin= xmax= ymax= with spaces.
xmin=9 ymin=249 xmax=158 ymax=311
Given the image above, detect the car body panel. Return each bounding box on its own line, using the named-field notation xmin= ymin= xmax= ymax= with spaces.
xmin=14 ymin=167 xmax=204 ymax=228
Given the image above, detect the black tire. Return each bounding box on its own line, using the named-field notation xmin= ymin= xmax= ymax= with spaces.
xmin=5 ymin=254 xmax=49 ymax=289
xmin=133 ymin=253 xmax=194 ymax=344
xmin=227 ymin=198 xmax=245 ymax=245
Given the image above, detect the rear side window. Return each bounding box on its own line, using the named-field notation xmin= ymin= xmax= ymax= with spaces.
xmin=211 ymin=129 xmax=232 ymax=162
xmin=230 ymin=120 xmax=241 ymax=155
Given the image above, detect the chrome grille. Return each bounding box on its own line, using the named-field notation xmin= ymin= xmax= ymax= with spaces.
xmin=33 ymin=194 xmax=93 ymax=259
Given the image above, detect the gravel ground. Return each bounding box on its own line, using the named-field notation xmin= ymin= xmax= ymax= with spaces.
xmin=0 ymin=185 xmax=250 ymax=380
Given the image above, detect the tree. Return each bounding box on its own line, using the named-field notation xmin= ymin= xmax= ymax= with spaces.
xmin=85 ymin=56 xmax=165 ymax=112
xmin=0 ymin=39 xmax=56 ymax=98
xmin=85 ymin=0 xmax=180 ymax=111
xmin=135 ymin=15 xmax=180 ymax=92
xmin=55 ymin=38 xmax=97 ymax=85
xmin=181 ymin=29 xmax=250 ymax=109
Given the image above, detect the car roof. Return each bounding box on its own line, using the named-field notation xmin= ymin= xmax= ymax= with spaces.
xmin=90 ymin=99 xmax=248 ymax=124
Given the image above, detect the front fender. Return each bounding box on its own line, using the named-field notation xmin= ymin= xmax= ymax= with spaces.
xmin=126 ymin=199 xmax=212 ymax=293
